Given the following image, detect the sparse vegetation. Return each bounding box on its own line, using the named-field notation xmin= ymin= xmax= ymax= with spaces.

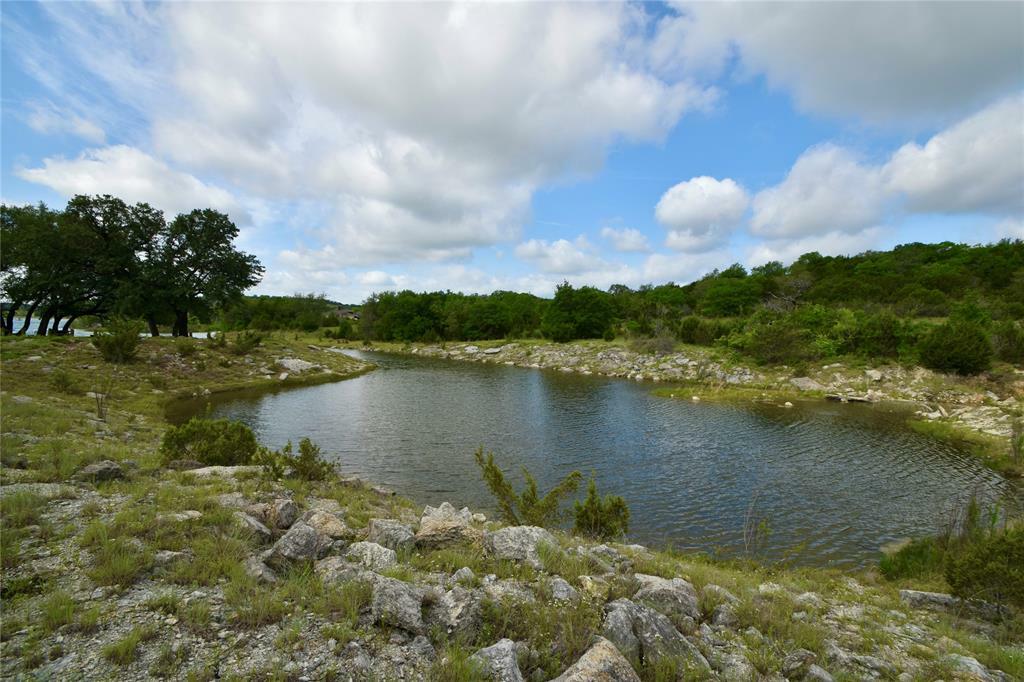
xmin=474 ymin=447 xmax=582 ymax=527
xmin=573 ymin=476 xmax=630 ymax=540
xmin=160 ymin=417 xmax=258 ymax=466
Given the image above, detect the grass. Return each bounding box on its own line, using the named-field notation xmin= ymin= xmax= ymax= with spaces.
xmin=908 ymin=419 xmax=1022 ymax=477
xmin=40 ymin=591 xmax=76 ymax=632
xmin=101 ymin=625 xmax=158 ymax=665
xmin=86 ymin=538 xmax=153 ymax=586
xmin=225 ymin=575 xmax=291 ymax=628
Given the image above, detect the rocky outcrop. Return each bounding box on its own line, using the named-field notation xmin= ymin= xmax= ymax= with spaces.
xmin=552 ymin=637 xmax=641 ymax=682
xmin=469 ymin=639 xmax=523 ymax=682
xmin=603 ymin=598 xmax=709 ymax=669
xmin=73 ymin=460 xmax=124 ymax=482
xmin=303 ymin=510 xmax=351 ymax=540
xmin=367 ymin=518 xmax=415 ymax=551
xmin=416 ymin=505 xmax=480 ymax=549
xmin=632 ymin=573 xmax=700 ymax=630
xmin=483 ymin=526 xmax=557 ymax=569
xmin=371 ymin=576 xmax=426 ymax=634
xmin=345 ymin=541 xmax=397 ymax=571
xmin=428 ymin=586 xmax=483 ymax=637
xmin=265 ymin=521 xmax=331 ymax=569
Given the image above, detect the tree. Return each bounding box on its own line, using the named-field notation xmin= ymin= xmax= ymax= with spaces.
xmin=474 ymin=447 xmax=582 ymax=527
xmin=161 ymin=209 xmax=263 ymax=336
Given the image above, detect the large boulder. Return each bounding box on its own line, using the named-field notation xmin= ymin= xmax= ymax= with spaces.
xmin=602 ymin=599 xmax=709 ymax=670
xmin=248 ymin=498 xmax=298 ymax=530
xmin=265 ymin=521 xmax=331 ymax=570
xmin=304 ymin=510 xmax=352 ymax=540
xmin=552 ymin=637 xmax=640 ymax=682
xmin=416 ymin=502 xmax=480 ymax=549
xmin=346 ymin=541 xmax=398 ymax=571
xmin=468 ymin=639 xmax=524 ymax=682
xmin=632 ymin=573 xmax=700 ymax=630
xmin=74 ymin=460 xmax=124 ymax=482
xmin=234 ymin=511 xmax=273 ymax=543
xmin=790 ymin=377 xmax=826 ymax=392
xmin=428 ymin=586 xmax=483 ymax=637
xmin=371 ymin=576 xmax=426 ymax=634
xmin=368 ymin=518 xmax=415 ymax=552
xmin=483 ymin=526 xmax=557 ymax=569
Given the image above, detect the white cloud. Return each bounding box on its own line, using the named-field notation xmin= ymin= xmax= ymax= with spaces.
xmin=667 ymin=1 xmax=1024 ymax=123
xmin=750 ymin=145 xmax=886 ymax=238
xmin=885 ymin=95 xmax=1024 ymax=215
xmin=655 ymin=176 xmax=749 ymax=251
xmin=514 ymin=236 xmax=604 ymax=275
xmin=746 ymin=228 xmax=884 ymax=267
xmin=25 ymin=102 xmax=105 ymax=143
xmin=600 ymin=226 xmax=650 ymax=253
xmin=16 ymin=145 xmax=246 ymax=222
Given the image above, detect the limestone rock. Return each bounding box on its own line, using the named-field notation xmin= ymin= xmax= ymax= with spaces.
xmin=790 ymin=377 xmax=826 ymax=391
xmin=483 ymin=526 xmax=557 ymax=569
xmin=549 ymin=576 xmax=578 ymax=602
xmin=552 ymin=637 xmax=640 ymax=682
xmin=451 ymin=566 xmax=476 ymax=585
xmin=277 ymin=357 xmax=316 ymax=373
xmin=371 ymin=576 xmax=425 ymax=634
xmin=368 ymin=518 xmax=415 ymax=551
xmin=73 ymin=460 xmax=124 ymax=482
xmin=782 ymin=649 xmax=817 ymax=679
xmin=266 ymin=521 xmax=330 ymax=569
xmin=234 ymin=511 xmax=273 ymax=543
xmin=304 ymin=510 xmax=351 ymax=540
xmin=243 ymin=556 xmax=278 ymax=584
xmin=346 ymin=541 xmax=398 ymax=571
xmin=429 ymin=586 xmax=483 ymax=637
xmin=416 ymin=517 xmax=480 ymax=549
xmin=602 ymin=599 xmax=708 ymax=669
xmin=632 ymin=573 xmax=700 ymax=630
xmin=468 ymin=638 xmax=523 ymax=682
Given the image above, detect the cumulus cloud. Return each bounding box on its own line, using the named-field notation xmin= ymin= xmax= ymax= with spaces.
xmin=16 ymin=145 xmax=246 ymax=221
xmin=884 ymin=95 xmax=1024 ymax=215
xmin=750 ymin=145 xmax=886 ymax=238
xmin=746 ymin=228 xmax=884 ymax=267
xmin=600 ymin=226 xmax=650 ymax=253
xmin=514 ymin=236 xmax=605 ymax=275
xmin=665 ymin=1 xmax=1024 ymax=123
xmin=655 ymin=176 xmax=749 ymax=251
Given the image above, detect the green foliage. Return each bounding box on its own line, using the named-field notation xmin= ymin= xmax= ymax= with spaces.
xmin=920 ymin=320 xmax=993 ymax=375
xmin=474 ymin=447 xmax=581 ymax=527
xmin=879 ymin=538 xmax=946 ymax=580
xmin=573 ymin=477 xmax=629 ymax=540
xmin=160 ymin=418 xmax=258 ymax=466
xmin=946 ymin=525 xmax=1024 ymax=608
xmin=219 ymin=294 xmax=338 ymax=332
xmin=993 ymin=320 xmax=1024 ymax=363
xmin=101 ymin=625 xmax=157 ymax=665
xmin=92 ymin=317 xmax=145 ymax=363
xmin=49 ymin=368 xmax=77 ymax=394
xmin=541 ymin=282 xmax=614 ymax=342
xmin=258 ymin=438 xmax=335 ymax=481
xmin=229 ymin=330 xmax=263 ymax=355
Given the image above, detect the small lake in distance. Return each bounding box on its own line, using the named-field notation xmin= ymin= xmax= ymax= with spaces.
xmin=177 ymin=350 xmax=1021 ymax=567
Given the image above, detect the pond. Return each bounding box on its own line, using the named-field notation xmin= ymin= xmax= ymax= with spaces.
xmin=177 ymin=350 xmax=1021 ymax=567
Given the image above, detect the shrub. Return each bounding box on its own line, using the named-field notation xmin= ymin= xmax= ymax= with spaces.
xmin=160 ymin=418 xmax=258 ymax=466
xmin=92 ymin=317 xmax=145 ymax=363
xmin=49 ymin=368 xmax=77 ymax=394
xmin=573 ymin=477 xmax=629 ymax=540
xmin=176 ymin=339 xmax=198 ymax=357
xmin=230 ymin=330 xmax=263 ymax=355
xmin=946 ymin=525 xmax=1024 ymax=608
xmin=255 ymin=438 xmax=334 ymax=481
xmin=993 ymin=320 xmax=1024 ymax=364
xmin=474 ymin=447 xmax=581 ymax=527
xmin=919 ymin=320 xmax=993 ymax=375
xmin=845 ymin=310 xmax=912 ymax=360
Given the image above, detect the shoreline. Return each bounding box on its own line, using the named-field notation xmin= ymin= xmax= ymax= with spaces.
xmin=349 ymin=339 xmax=1024 ymax=478
xmin=1 ymin=332 xmax=1022 ymax=680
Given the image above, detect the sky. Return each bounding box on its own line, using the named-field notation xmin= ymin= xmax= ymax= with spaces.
xmin=2 ymin=1 xmax=1023 ymax=303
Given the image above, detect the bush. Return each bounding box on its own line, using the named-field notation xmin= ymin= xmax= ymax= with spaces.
xmin=254 ymin=438 xmax=335 ymax=481
xmin=176 ymin=339 xmax=198 ymax=357
xmin=474 ymin=447 xmax=581 ymax=527
xmin=993 ymin=320 xmax=1024 ymax=364
xmin=92 ymin=317 xmax=145 ymax=363
xmin=230 ymin=330 xmax=263 ymax=355
xmin=919 ymin=320 xmax=993 ymax=375
xmin=845 ymin=310 xmax=913 ymax=360
xmin=160 ymin=418 xmax=258 ymax=466
xmin=49 ymin=368 xmax=77 ymax=394
xmin=573 ymin=477 xmax=629 ymax=540
xmin=946 ymin=525 xmax=1024 ymax=608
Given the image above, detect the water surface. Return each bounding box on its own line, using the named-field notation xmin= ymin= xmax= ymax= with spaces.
xmin=183 ymin=350 xmax=1020 ymax=567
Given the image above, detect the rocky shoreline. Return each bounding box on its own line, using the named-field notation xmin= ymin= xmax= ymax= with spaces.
xmin=3 ymin=464 xmax=1019 ymax=681
xmin=364 ymin=340 xmax=1022 ymax=460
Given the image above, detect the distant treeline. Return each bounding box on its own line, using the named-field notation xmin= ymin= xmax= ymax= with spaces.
xmin=1 ymin=195 xmax=262 ymax=337
xmin=218 ymin=294 xmax=341 ymax=332
xmin=350 ymin=241 xmax=1024 ymax=373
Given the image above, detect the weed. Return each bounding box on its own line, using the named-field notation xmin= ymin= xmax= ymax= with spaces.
xmin=40 ymin=591 xmax=76 ymax=632
xmin=101 ymin=625 xmax=158 ymax=665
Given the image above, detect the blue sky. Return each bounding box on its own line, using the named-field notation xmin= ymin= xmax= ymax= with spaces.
xmin=2 ymin=1 xmax=1022 ymax=302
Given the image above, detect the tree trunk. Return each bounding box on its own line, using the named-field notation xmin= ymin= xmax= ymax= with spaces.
xmin=35 ymin=309 xmax=53 ymax=336
xmin=51 ymin=316 xmax=63 ymax=334
xmin=2 ymin=302 xmax=19 ymax=335
xmin=173 ymin=310 xmax=189 ymax=337
xmin=147 ymin=316 xmax=160 ymax=337
xmin=61 ymin=316 xmax=78 ymax=334
xmin=15 ymin=302 xmax=39 ymax=335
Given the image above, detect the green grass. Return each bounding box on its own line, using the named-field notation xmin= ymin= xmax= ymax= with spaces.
xmin=225 ymin=575 xmax=291 ymax=628
xmin=101 ymin=625 xmax=158 ymax=665
xmin=909 ymin=419 xmax=1022 ymax=477
xmin=86 ymin=538 xmax=153 ymax=587
xmin=0 ymin=491 xmax=45 ymax=528
xmin=428 ymin=644 xmax=484 ymax=682
xmin=40 ymin=591 xmax=76 ymax=632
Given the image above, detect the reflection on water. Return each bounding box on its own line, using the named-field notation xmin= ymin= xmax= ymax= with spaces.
xmin=182 ymin=350 xmax=1020 ymax=567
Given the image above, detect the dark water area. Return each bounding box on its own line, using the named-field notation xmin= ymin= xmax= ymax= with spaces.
xmin=174 ymin=350 xmax=1021 ymax=567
